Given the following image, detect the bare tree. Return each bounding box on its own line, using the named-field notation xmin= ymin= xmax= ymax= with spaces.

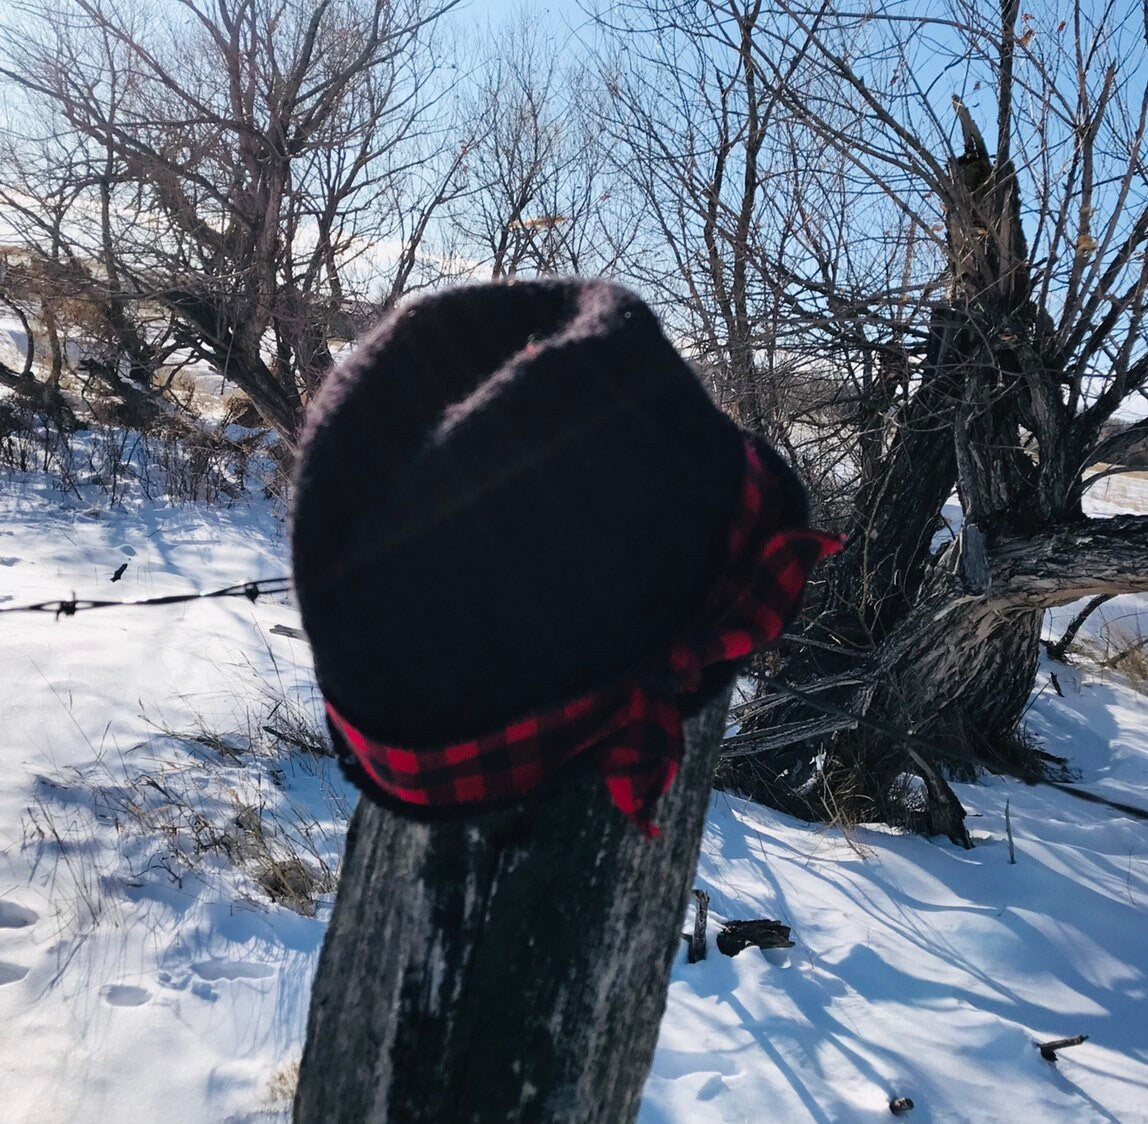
xmin=0 ymin=118 xmax=181 ymax=428
xmin=446 ymin=16 xmax=628 ymax=281
xmin=593 ymin=0 xmax=867 ymax=493
xmin=0 ymin=0 xmax=467 ymax=446
xmin=596 ymin=0 xmax=1148 ymax=834
xmin=595 ymin=0 xmax=776 ymax=420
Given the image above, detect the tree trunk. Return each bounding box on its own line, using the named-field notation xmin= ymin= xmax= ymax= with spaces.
xmin=294 ymin=682 xmax=734 ymax=1124
xmin=720 ymin=512 xmax=1148 ymax=831
xmin=165 ymin=288 xmax=304 ymax=446
xmin=829 ymin=308 xmax=963 ymax=639
xmin=725 ymin=82 xmax=1148 ymax=837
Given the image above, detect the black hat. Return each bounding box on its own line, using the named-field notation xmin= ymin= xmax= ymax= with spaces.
xmin=291 ymin=278 xmax=808 ymax=748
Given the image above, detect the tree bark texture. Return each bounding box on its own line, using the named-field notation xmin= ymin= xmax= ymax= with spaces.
xmin=885 ymin=513 xmax=1148 ymax=736
xmin=987 ymin=515 xmax=1148 ymax=609
xmin=830 ymin=308 xmax=962 ymax=639
xmin=294 ymin=682 xmax=734 ymax=1124
xmin=721 ymin=511 xmax=1148 ymax=829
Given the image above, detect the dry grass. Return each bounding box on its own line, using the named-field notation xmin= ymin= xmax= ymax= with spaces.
xmin=264 ymin=1060 xmax=300 ymax=1109
xmin=14 ymin=404 xmax=278 ymax=506
xmin=25 ymin=695 xmax=350 ymax=930
xmin=1077 ymin=621 xmax=1148 ymax=694
xmin=133 ymin=703 xmax=347 ymax=916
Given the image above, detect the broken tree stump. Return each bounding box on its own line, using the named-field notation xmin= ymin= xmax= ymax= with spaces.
xmin=294 ymin=682 xmax=734 ymax=1123
xmin=715 ymin=918 xmax=795 ymax=956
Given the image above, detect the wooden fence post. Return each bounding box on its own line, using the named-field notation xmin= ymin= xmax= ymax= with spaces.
xmin=294 ymin=681 xmax=733 ymax=1124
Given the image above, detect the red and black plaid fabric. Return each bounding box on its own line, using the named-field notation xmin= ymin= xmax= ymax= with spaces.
xmin=326 ymin=438 xmax=843 ymax=837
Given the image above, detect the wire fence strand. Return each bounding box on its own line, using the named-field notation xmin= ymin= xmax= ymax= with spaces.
xmin=0 ymin=576 xmax=292 ymax=619
xmin=2 ymin=575 xmax=1146 ymax=825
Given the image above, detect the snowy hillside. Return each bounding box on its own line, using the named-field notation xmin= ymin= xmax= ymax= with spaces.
xmin=1 ymin=444 xmax=1147 ymax=1121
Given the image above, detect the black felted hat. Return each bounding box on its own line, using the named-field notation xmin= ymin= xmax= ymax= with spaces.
xmin=291 ymin=278 xmax=809 ymax=749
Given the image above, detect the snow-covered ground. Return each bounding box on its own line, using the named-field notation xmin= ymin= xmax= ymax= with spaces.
xmin=645 ymin=675 xmax=1148 ymax=1121
xmin=0 ymin=450 xmax=348 ymax=1121
xmin=1 ymin=442 xmax=1146 ymax=1121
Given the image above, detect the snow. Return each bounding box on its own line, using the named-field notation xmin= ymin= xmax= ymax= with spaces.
xmin=1084 ymin=469 xmax=1148 ymax=518
xmin=1 ymin=427 xmax=1147 ymax=1120
xmin=646 ymin=718 xmax=1148 ymax=1121
xmin=0 ymin=447 xmax=348 ymax=1121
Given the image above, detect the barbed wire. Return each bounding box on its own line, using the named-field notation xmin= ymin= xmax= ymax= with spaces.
xmin=0 ymin=576 xmax=292 ymax=619
xmin=1 ymin=574 xmax=1145 ymax=825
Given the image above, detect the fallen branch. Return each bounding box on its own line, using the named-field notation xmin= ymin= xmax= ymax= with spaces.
xmin=270 ymin=623 xmax=306 ymax=639
xmin=716 ymin=918 xmax=794 ymax=956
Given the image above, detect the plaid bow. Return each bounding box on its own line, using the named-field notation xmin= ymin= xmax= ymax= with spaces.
xmin=326 ymin=438 xmax=842 ymax=837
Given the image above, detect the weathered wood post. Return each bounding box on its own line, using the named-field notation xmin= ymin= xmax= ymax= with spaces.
xmin=294 ymin=682 xmax=733 ymax=1122
xmin=289 ymin=279 xmax=837 ymax=1123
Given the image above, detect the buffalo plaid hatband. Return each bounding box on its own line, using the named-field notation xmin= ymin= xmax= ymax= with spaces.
xmin=326 ymin=438 xmax=842 ymax=837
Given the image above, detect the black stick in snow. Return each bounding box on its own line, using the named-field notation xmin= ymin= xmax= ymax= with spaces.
xmin=1038 ymin=1034 xmax=1088 ymax=1062
xmin=687 ymin=888 xmax=710 ymax=964
xmin=1005 ymin=798 xmax=1016 ymax=864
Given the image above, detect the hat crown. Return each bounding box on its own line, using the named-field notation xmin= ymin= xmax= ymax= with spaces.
xmin=292 ymin=279 xmax=796 ymax=744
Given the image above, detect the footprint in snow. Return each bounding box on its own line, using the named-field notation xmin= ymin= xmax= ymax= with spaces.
xmin=192 ymin=980 xmax=218 ymax=1002
xmin=0 ymin=962 xmax=30 ymax=985
xmin=100 ymin=984 xmax=152 ymax=1007
xmin=191 ymin=959 xmax=276 ymax=982
xmin=0 ymin=556 xmax=20 ymax=567
xmin=0 ymin=901 xmax=38 ymax=928
xmin=697 ymin=1075 xmax=727 ymax=1102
